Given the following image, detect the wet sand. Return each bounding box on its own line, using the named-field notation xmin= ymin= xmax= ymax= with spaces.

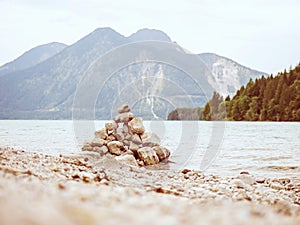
xmin=0 ymin=147 xmax=300 ymax=225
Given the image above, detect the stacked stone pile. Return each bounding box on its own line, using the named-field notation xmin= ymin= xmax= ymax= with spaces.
xmin=82 ymin=104 xmax=171 ymax=167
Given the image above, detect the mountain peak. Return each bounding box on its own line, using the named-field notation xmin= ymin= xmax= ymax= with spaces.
xmin=78 ymin=27 xmax=126 ymax=43
xmin=128 ymin=28 xmax=172 ymax=42
xmin=92 ymin=27 xmax=120 ymax=35
xmin=67 ymin=27 xmax=127 ymax=56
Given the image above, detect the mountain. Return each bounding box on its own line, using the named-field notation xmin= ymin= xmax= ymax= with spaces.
xmin=128 ymin=28 xmax=172 ymax=42
xmin=0 ymin=28 xmax=128 ymax=119
xmin=0 ymin=27 xmax=268 ymax=119
xmin=198 ymin=53 xmax=266 ymax=97
xmin=0 ymin=42 xmax=67 ymax=76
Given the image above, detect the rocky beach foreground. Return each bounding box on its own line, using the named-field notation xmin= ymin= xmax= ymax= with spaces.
xmin=0 ymin=147 xmax=300 ymax=225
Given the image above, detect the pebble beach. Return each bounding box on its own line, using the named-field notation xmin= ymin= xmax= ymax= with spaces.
xmin=0 ymin=147 xmax=300 ymax=225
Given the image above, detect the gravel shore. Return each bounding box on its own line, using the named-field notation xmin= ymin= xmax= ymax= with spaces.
xmin=0 ymin=147 xmax=299 ymax=225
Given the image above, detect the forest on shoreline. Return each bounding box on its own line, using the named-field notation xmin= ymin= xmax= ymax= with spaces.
xmin=168 ymin=63 xmax=300 ymax=121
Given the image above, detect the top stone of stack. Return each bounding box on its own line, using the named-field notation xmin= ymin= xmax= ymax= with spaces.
xmin=117 ymin=103 xmax=131 ymax=113
xmin=114 ymin=104 xmax=134 ymax=123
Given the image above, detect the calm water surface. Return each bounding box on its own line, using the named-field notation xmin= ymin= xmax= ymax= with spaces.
xmin=0 ymin=120 xmax=299 ymax=178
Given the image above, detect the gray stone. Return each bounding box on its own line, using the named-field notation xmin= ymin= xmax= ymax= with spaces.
xmin=95 ymin=128 xmax=108 ymax=140
xmin=122 ymin=123 xmax=129 ymax=133
xmin=125 ymin=150 xmax=134 ymax=155
xmin=92 ymin=146 xmax=108 ymax=156
xmin=124 ymin=133 xmax=132 ymax=141
xmin=90 ymin=138 xmax=107 ymax=147
xmin=137 ymin=159 xmax=145 ymax=166
xmin=232 ymin=179 xmax=247 ymax=189
xmin=270 ymin=182 xmax=285 ymax=190
xmin=123 ymin=140 xmax=130 ymax=146
xmin=114 ymin=112 xmax=134 ymax=123
xmin=105 ymin=121 xmax=118 ymax=134
xmin=116 ymin=127 xmax=124 ymax=134
xmin=152 ymin=146 xmax=170 ymax=161
xmin=129 ymin=141 xmax=139 ymax=152
xmin=131 ymin=133 xmax=142 ymax=145
xmin=100 ymin=145 xmax=108 ymax=153
xmin=128 ymin=117 xmax=145 ymax=135
xmin=82 ymin=143 xmax=93 ymax=151
xmin=238 ymin=174 xmax=256 ymax=185
xmin=107 ymin=135 xmax=116 ymax=142
xmin=115 ymin=154 xmax=138 ymax=167
xmin=117 ymin=103 xmax=131 ymax=113
xmin=114 ymin=130 xmax=124 ymax=141
xmin=137 ymin=147 xmax=159 ymax=165
xmin=141 ymin=132 xmax=161 ymax=147
xmin=107 ymin=141 xmax=125 ymax=156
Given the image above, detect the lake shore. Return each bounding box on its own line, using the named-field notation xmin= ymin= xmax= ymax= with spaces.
xmin=0 ymin=147 xmax=300 ymax=225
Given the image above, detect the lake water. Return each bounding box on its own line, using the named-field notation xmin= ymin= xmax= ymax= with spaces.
xmin=0 ymin=120 xmax=299 ymax=179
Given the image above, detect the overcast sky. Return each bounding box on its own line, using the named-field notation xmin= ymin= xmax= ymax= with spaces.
xmin=0 ymin=0 xmax=299 ymax=74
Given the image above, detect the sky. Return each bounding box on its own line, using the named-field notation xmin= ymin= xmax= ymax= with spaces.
xmin=0 ymin=0 xmax=299 ymax=74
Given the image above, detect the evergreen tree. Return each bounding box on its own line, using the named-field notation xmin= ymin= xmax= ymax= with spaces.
xmin=202 ymin=103 xmax=211 ymax=120
xmin=201 ymin=64 xmax=300 ymax=121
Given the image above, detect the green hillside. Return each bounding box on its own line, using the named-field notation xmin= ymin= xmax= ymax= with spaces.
xmin=202 ymin=63 xmax=300 ymax=121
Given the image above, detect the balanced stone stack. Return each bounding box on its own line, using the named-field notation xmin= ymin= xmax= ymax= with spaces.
xmin=82 ymin=104 xmax=171 ymax=167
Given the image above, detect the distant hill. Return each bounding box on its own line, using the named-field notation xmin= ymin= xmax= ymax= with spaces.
xmin=0 ymin=27 xmax=267 ymax=119
xmin=128 ymin=28 xmax=172 ymax=42
xmin=167 ymin=108 xmax=203 ymax=120
xmin=0 ymin=42 xmax=67 ymax=76
xmin=202 ymin=64 xmax=300 ymax=121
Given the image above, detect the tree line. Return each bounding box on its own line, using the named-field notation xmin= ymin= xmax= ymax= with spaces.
xmin=202 ymin=63 xmax=300 ymax=121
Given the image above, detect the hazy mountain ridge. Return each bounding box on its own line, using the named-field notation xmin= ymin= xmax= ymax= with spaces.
xmin=128 ymin=28 xmax=172 ymax=42
xmin=0 ymin=28 xmax=268 ymax=119
xmin=198 ymin=53 xmax=266 ymax=97
xmin=0 ymin=28 xmax=128 ymax=115
xmin=0 ymin=42 xmax=67 ymax=76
